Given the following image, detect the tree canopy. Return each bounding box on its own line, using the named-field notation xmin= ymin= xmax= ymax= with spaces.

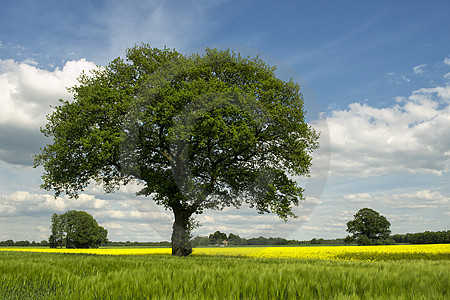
xmin=209 ymin=231 xmax=228 ymax=245
xmin=35 ymin=44 xmax=319 ymax=256
xmin=346 ymin=208 xmax=391 ymax=245
xmin=49 ymin=210 xmax=108 ymax=248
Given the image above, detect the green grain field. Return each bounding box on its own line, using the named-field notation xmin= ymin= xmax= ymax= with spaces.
xmin=1 ymin=251 xmax=448 ymax=299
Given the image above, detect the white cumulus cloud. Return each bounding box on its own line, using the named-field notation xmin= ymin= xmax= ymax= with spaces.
xmin=0 ymin=59 xmax=96 ymax=165
xmin=0 ymin=58 xmax=96 ymax=128
xmin=0 ymin=191 xmax=108 ymax=217
xmin=312 ymin=85 xmax=450 ymax=177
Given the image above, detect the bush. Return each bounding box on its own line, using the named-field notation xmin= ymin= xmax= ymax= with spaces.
xmin=357 ymin=235 xmax=371 ymax=246
xmin=383 ymin=238 xmax=396 ymax=245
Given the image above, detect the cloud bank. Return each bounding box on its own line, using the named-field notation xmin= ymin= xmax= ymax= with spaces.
xmin=0 ymin=59 xmax=96 ymax=165
xmin=313 ymin=85 xmax=450 ymax=177
xmin=342 ymin=189 xmax=449 ymax=210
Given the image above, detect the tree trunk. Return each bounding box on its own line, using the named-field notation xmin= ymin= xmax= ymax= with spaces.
xmin=171 ymin=208 xmax=193 ymax=256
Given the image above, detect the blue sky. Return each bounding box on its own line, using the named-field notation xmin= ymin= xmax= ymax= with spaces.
xmin=0 ymin=0 xmax=449 ymax=242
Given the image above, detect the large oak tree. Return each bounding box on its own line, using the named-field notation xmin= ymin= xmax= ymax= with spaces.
xmin=35 ymin=44 xmax=319 ymax=256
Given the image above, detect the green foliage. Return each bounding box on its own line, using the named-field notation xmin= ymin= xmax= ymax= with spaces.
xmin=12 ymin=241 xmax=31 ymax=246
xmin=357 ymin=235 xmax=372 ymax=246
xmin=34 ymin=44 xmax=319 ymax=256
xmin=106 ymin=241 xmax=171 ymax=247
xmin=0 ymin=251 xmax=449 ymax=299
xmin=343 ymin=235 xmax=354 ymax=245
xmin=208 ymin=231 xmax=228 ymax=244
xmin=49 ymin=213 xmax=64 ymax=248
xmin=49 ymin=211 xmax=107 ymax=249
xmin=382 ymin=238 xmax=396 ymax=245
xmin=0 ymin=240 xmax=48 ymax=247
xmin=227 ymin=233 xmax=242 ymax=245
xmin=0 ymin=240 xmax=14 ymax=246
xmin=392 ymin=230 xmax=450 ymax=244
xmin=346 ymin=208 xmax=391 ymax=245
xmin=191 ymin=236 xmax=210 ymax=247
xmin=310 ymin=238 xmax=326 ymax=244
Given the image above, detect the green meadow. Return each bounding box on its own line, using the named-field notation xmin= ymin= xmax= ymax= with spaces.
xmin=1 ymin=251 xmax=448 ymax=299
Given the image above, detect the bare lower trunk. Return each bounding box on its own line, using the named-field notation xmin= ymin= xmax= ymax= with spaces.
xmin=171 ymin=208 xmax=192 ymax=256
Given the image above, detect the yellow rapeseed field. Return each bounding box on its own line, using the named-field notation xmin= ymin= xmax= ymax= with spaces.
xmin=1 ymin=244 xmax=449 ymax=261
xmin=0 ymin=247 xmax=171 ymax=256
xmin=191 ymin=244 xmax=450 ymax=261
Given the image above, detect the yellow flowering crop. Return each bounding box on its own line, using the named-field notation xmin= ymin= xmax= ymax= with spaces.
xmin=0 ymin=244 xmax=448 ymax=261
xmin=0 ymin=247 xmax=171 ymax=256
xmin=191 ymin=244 xmax=450 ymax=261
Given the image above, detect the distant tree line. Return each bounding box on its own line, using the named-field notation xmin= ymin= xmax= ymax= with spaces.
xmin=0 ymin=237 xmax=346 ymax=247
xmin=309 ymin=238 xmax=346 ymax=245
xmin=107 ymin=241 xmax=171 ymax=247
xmin=3 ymin=230 xmax=447 ymax=248
xmin=193 ymin=229 xmax=449 ymax=247
xmin=191 ymin=231 xmax=347 ymax=247
xmin=0 ymin=240 xmax=49 ymax=247
xmin=391 ymin=230 xmax=449 ymax=244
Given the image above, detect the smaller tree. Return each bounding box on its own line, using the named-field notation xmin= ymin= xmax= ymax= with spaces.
xmin=228 ymin=233 xmax=242 ymax=245
xmin=49 ymin=210 xmax=108 ymax=248
xmin=346 ymin=208 xmax=391 ymax=245
xmin=1 ymin=240 xmax=15 ymax=246
xmin=209 ymin=231 xmax=227 ymax=245
xmin=49 ymin=213 xmax=64 ymax=248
